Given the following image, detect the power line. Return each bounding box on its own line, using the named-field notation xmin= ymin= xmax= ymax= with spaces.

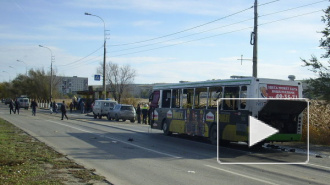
xmin=57 ymin=45 xmax=103 ymax=67
xmin=107 ymin=9 xmax=323 ymax=58
xmin=108 ymin=6 xmax=254 ymax=47
xmin=107 ymin=0 xmax=323 ymax=54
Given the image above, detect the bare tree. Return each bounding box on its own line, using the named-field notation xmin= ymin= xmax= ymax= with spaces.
xmin=97 ymin=62 xmax=136 ymax=103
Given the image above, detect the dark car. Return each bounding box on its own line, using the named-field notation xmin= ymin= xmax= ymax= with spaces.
xmin=5 ymin=99 xmax=12 ymax=105
xmin=108 ymin=104 xmax=136 ymax=122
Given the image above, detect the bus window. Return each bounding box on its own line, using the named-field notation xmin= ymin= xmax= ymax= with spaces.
xmin=195 ymin=88 xmax=207 ymax=109
xmin=182 ymin=89 xmax=194 ymax=108
xmin=149 ymin=91 xmax=160 ymax=108
xmin=240 ymin=86 xmax=247 ymax=109
xmin=223 ymin=86 xmax=239 ymax=110
xmin=162 ymin=90 xmax=171 ymax=108
xmin=209 ymin=87 xmax=223 ymax=109
xmin=172 ymin=89 xmax=181 ymax=108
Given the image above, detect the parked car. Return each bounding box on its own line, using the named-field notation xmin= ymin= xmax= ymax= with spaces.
xmin=108 ymin=104 xmax=136 ymax=123
xmin=93 ymin=100 xmax=117 ymax=119
xmin=5 ymin=99 xmax=12 ymax=105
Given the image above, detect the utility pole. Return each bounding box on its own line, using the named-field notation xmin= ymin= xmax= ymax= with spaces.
xmin=85 ymin=12 xmax=107 ymax=100
xmin=252 ymin=0 xmax=258 ymax=78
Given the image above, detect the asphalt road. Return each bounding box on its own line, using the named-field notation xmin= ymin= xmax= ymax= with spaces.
xmin=0 ymin=104 xmax=329 ymax=185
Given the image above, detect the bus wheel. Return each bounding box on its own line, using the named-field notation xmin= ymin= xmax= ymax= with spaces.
xmin=107 ymin=113 xmax=111 ymax=120
xmin=162 ymin=121 xmax=172 ymax=136
xmin=98 ymin=115 xmax=102 ymax=119
xmin=115 ymin=114 xmax=119 ymax=121
xmin=210 ymin=126 xmax=218 ymax=145
xmin=93 ymin=113 xmax=97 ymax=119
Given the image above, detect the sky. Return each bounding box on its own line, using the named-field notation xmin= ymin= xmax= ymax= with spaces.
xmin=0 ymin=0 xmax=329 ymax=85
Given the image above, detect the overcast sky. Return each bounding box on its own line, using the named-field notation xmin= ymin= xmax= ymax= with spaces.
xmin=0 ymin=0 xmax=328 ymax=85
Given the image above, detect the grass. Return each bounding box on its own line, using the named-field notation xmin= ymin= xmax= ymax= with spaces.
xmin=0 ymin=118 xmax=108 ymax=185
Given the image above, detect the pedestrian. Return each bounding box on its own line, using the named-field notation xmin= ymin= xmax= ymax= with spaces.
xmin=136 ymin=104 xmax=141 ymax=124
xmin=14 ymin=99 xmax=20 ymax=115
xmin=52 ymin=101 xmax=57 ymax=114
xmin=9 ymin=99 xmax=15 ymax=114
xmin=69 ymin=102 xmax=73 ymax=113
xmin=50 ymin=101 xmax=53 ymax=114
xmin=142 ymin=104 xmax=148 ymax=124
xmin=147 ymin=105 xmax=152 ymax=125
xmin=30 ymin=99 xmax=38 ymax=116
xmin=80 ymin=101 xmax=85 ymax=114
xmin=61 ymin=101 xmax=68 ymax=120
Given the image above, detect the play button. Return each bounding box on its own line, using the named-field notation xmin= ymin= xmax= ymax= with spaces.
xmin=249 ymin=116 xmax=279 ymax=147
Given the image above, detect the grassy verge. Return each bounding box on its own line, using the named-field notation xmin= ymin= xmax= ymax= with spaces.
xmin=0 ymin=118 xmax=109 ymax=185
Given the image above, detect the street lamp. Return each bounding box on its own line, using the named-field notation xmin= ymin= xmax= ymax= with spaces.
xmin=85 ymin=12 xmax=107 ymax=100
xmin=17 ymin=60 xmax=28 ymax=75
xmin=39 ymin=45 xmax=54 ymax=102
xmin=2 ymin=70 xmax=11 ymax=81
xmin=9 ymin=66 xmax=17 ymax=76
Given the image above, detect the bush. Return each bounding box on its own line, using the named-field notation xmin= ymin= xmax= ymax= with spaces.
xmin=302 ymin=100 xmax=330 ymax=145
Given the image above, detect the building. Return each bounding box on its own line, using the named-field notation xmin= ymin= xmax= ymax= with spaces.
xmin=55 ymin=76 xmax=88 ymax=95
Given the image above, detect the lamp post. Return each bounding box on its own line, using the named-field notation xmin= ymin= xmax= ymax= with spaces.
xmin=2 ymin=70 xmax=11 ymax=81
xmin=17 ymin=60 xmax=28 ymax=75
xmin=85 ymin=12 xmax=107 ymax=100
xmin=9 ymin=66 xmax=17 ymax=77
xmin=39 ymin=45 xmax=54 ymax=102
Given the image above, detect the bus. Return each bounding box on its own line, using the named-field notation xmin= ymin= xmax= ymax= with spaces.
xmin=148 ymin=77 xmax=307 ymax=145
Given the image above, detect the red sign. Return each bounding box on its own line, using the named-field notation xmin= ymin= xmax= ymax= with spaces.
xmin=260 ymin=84 xmax=299 ymax=98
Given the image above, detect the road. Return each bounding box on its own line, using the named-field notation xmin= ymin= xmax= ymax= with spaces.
xmin=0 ymin=104 xmax=329 ymax=185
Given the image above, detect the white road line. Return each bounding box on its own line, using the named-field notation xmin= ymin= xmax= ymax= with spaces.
xmin=205 ymin=165 xmax=279 ymax=185
xmin=307 ymin=163 xmax=330 ymax=170
xmin=46 ymin=120 xmax=182 ymax=159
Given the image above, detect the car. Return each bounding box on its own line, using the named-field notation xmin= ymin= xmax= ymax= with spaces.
xmin=93 ymin=100 xmax=117 ymax=119
xmin=5 ymin=99 xmax=12 ymax=105
xmin=17 ymin=97 xmax=30 ymax=109
xmin=108 ymin=104 xmax=136 ymax=123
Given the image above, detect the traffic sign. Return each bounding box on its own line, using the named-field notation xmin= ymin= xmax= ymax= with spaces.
xmin=94 ymin=74 xmax=101 ymax=81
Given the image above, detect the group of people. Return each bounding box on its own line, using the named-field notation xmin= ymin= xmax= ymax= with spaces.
xmin=136 ymin=103 xmax=152 ymax=124
xmin=8 ymin=99 xmax=38 ymax=116
xmin=8 ymin=99 xmax=20 ymax=115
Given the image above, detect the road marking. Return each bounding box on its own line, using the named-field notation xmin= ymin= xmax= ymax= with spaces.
xmin=46 ymin=120 xmax=182 ymax=159
xmin=307 ymin=163 xmax=330 ymax=170
xmin=205 ymin=165 xmax=279 ymax=185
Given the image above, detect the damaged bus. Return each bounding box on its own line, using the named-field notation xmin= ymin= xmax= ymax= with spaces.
xmin=148 ymin=77 xmax=307 ymax=145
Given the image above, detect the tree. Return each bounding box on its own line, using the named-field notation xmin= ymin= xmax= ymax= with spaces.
xmin=302 ymin=4 xmax=330 ymax=101
xmin=97 ymin=62 xmax=136 ymax=103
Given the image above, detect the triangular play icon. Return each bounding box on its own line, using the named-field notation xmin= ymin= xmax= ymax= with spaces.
xmin=249 ymin=116 xmax=279 ymax=147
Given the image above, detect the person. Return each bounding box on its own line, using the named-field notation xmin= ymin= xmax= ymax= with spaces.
xmin=9 ymin=99 xmax=15 ymax=114
xmin=60 ymin=101 xmax=68 ymax=120
xmin=14 ymin=99 xmax=20 ymax=115
xmin=50 ymin=101 xmax=53 ymax=114
xmin=80 ymin=101 xmax=85 ymax=114
xmin=69 ymin=102 xmax=73 ymax=113
xmin=142 ymin=104 xmax=148 ymax=124
xmin=30 ymin=99 xmax=38 ymax=116
xmin=52 ymin=101 xmax=58 ymax=114
xmin=136 ymin=104 xmax=141 ymax=124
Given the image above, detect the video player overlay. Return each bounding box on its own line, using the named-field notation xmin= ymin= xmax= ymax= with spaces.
xmin=217 ymin=98 xmax=309 ymax=164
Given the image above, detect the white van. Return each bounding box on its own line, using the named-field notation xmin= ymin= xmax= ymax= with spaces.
xmin=92 ymin=100 xmax=118 ymax=119
xmin=17 ymin=97 xmax=30 ymax=109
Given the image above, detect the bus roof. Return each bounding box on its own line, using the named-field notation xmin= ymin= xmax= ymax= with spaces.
xmin=153 ymin=77 xmax=254 ymax=90
xmin=152 ymin=77 xmax=301 ymax=90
